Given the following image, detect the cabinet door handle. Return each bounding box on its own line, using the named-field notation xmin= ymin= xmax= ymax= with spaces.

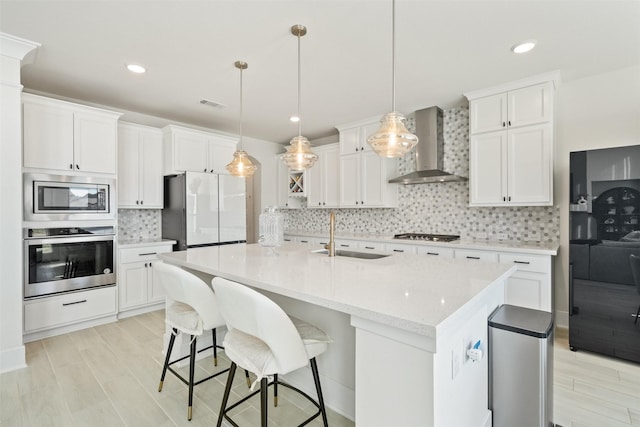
xmin=426 ymin=252 xmax=439 ymax=256
xmin=203 ymin=168 xmax=207 ymax=172
xmin=139 ymin=252 xmax=157 ymax=256
xmin=466 ymin=256 xmax=481 ymax=260
xmin=75 ymin=164 xmax=80 ymax=170
xmin=356 ymin=201 xmax=359 ymax=205
xmin=503 ymin=196 xmax=506 ymax=202
xmin=364 ymin=246 xmax=375 ymax=250
xmin=393 ymin=249 xmax=404 ymax=253
xmin=136 ymin=200 xmax=139 ymax=205
xmin=300 ymin=240 xmax=309 ymax=243
xmin=340 ymin=244 xmax=350 ymax=248
xmin=69 ymin=163 xmax=73 ymax=170
xmin=502 ymin=121 xmax=506 ymax=127
xmin=508 ymin=120 xmax=511 ymax=126
xmin=149 ymin=262 xmax=152 ymax=267
xmin=140 ymin=200 xmax=144 ymax=205
xmin=62 ymin=299 xmax=87 ymax=306
xmin=508 ymin=196 xmax=511 ymax=202
xmin=514 ymin=260 xmax=530 ymax=265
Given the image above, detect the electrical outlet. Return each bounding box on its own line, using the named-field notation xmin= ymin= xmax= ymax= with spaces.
xmin=463 ymin=336 xmax=473 ymax=364
xmin=476 ymin=232 xmax=488 ymax=239
xmin=496 ymin=232 xmax=507 ymax=240
xmin=525 ymin=234 xmax=541 ymax=242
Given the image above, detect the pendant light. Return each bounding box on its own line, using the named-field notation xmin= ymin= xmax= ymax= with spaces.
xmin=367 ymin=0 xmax=418 ymax=158
xmin=281 ymin=24 xmax=318 ymax=172
xmin=226 ymin=60 xmax=257 ymax=177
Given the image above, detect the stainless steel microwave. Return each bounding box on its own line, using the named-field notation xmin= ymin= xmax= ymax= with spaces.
xmin=24 ymin=173 xmax=116 ymax=221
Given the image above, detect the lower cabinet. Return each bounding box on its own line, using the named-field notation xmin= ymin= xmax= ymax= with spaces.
xmin=118 ymin=243 xmax=173 ymax=316
xmin=499 ymin=253 xmax=552 ymax=312
xmin=24 ymin=286 xmax=117 ymax=341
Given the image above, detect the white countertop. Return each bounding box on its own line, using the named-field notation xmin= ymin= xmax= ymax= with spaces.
xmin=160 ymin=242 xmax=515 ymax=338
xmin=284 ymin=230 xmax=559 ymax=256
xmin=118 ymin=238 xmax=176 ymax=248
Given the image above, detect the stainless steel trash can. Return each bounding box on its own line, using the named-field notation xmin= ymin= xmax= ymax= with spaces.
xmin=489 ymin=304 xmax=554 ymax=427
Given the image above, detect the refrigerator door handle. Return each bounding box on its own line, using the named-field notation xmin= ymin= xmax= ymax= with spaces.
xmin=569 ymin=262 xmax=576 ymax=316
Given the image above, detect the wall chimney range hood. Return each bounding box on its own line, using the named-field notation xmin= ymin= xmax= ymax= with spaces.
xmin=389 ymin=106 xmax=467 ymax=184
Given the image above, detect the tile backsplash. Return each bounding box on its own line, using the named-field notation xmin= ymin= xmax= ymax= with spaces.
xmin=283 ymin=107 xmax=560 ymax=243
xmin=118 ymin=209 xmax=161 ymax=241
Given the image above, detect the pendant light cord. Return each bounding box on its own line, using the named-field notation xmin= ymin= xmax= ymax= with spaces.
xmin=239 ymin=66 xmax=243 ymax=150
xmin=297 ymin=31 xmax=302 ymax=137
xmin=391 ymin=0 xmax=396 ymax=113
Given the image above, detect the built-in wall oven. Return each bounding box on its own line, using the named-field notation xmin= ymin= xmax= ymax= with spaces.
xmin=24 ymin=173 xmax=115 ymax=222
xmin=23 ymin=226 xmax=116 ymax=299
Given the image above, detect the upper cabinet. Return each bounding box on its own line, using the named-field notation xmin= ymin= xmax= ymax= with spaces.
xmin=163 ymin=125 xmax=237 ymax=175
xmin=23 ymin=94 xmax=121 ymax=175
xmin=336 ymin=118 xmax=398 ymax=208
xmin=118 ymin=122 xmax=163 ymax=209
xmin=465 ymin=73 xmax=559 ymax=207
xmin=307 ymin=143 xmax=340 ymax=208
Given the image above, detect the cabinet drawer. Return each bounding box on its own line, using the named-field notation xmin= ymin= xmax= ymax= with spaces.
xmin=455 ymin=249 xmax=498 ymax=262
xmin=120 ymin=244 xmax=173 ymax=263
xmin=25 ymin=286 xmax=116 ymax=332
xmin=358 ymin=241 xmax=385 ymax=251
xmin=416 ymin=246 xmax=454 ymax=259
xmin=335 ymin=239 xmax=358 ymax=249
xmin=499 ymin=253 xmax=549 ymax=273
xmin=385 ymin=243 xmax=416 ymax=255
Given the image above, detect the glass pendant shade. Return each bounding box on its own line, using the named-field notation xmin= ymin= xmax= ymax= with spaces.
xmin=281 ymin=135 xmax=318 ymax=171
xmin=367 ymin=111 xmax=418 ymax=158
xmin=226 ymin=149 xmax=257 ymax=176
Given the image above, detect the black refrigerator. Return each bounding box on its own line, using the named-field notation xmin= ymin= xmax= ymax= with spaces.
xmin=569 ymin=145 xmax=640 ymax=363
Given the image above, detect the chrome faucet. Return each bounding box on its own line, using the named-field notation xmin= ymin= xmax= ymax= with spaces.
xmin=325 ymin=211 xmax=336 ymax=257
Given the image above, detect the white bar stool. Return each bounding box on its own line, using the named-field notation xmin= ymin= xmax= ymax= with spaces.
xmin=154 ymin=262 xmax=249 ymax=420
xmin=212 ymin=277 xmax=332 ymax=427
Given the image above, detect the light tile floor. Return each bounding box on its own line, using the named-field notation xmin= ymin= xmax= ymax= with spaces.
xmin=0 ymin=311 xmax=638 ymax=426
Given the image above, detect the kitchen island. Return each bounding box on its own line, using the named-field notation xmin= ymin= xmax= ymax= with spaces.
xmin=160 ymin=242 xmax=516 ymax=427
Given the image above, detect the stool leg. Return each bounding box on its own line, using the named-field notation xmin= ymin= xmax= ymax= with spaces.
xmin=217 ymin=362 xmax=237 ymax=427
xmin=273 ymin=373 xmax=278 ymax=407
xmin=158 ymin=328 xmax=177 ymax=392
xmin=188 ymin=335 xmax=197 ymax=421
xmin=212 ymin=328 xmax=218 ymax=366
xmin=310 ymin=358 xmax=328 ymax=427
xmin=245 ymin=369 xmax=251 ymax=388
xmin=260 ymin=377 xmax=268 ymax=427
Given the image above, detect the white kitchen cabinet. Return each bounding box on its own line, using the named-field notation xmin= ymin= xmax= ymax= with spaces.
xmin=469 ymin=82 xmax=553 ymax=134
xmin=118 ymin=243 xmax=173 ymax=316
xmin=337 ymin=119 xmax=398 ymax=208
xmin=118 ymin=122 xmax=163 ymax=208
xmin=385 ymin=243 xmax=416 ymax=255
xmin=23 ymin=94 xmax=121 ymax=175
xmin=499 ymin=253 xmax=552 ymax=312
xmin=469 ymin=123 xmax=552 ymax=205
xmin=466 ymin=75 xmax=558 ymax=207
xmin=163 ymin=124 xmax=238 ymax=175
xmin=307 ymin=143 xmax=340 ymax=208
xmin=416 ymin=246 xmax=454 ymax=259
xmin=24 ymin=286 xmax=117 ymax=341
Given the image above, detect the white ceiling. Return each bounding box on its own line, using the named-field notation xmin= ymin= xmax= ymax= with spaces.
xmin=2 ymin=1 xmax=639 ymax=144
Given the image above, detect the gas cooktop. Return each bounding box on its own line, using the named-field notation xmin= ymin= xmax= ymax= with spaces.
xmin=393 ymin=233 xmax=460 ymax=242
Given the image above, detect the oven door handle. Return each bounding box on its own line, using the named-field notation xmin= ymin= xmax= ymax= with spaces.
xmin=24 ymin=234 xmax=115 ymax=246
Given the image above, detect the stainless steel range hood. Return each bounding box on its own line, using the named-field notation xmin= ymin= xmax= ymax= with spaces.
xmin=389 ymin=106 xmax=468 ymax=184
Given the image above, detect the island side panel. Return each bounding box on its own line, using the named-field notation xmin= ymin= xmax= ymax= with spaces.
xmin=352 ymin=278 xmax=505 ymax=427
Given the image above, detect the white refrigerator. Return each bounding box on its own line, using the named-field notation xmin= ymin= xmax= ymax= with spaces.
xmin=162 ymin=172 xmax=247 ymax=251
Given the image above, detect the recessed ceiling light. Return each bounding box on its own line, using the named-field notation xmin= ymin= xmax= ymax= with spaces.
xmin=126 ymin=64 xmax=146 ymax=74
xmin=289 ymin=115 xmax=300 ymax=123
xmin=511 ymin=40 xmax=537 ymax=54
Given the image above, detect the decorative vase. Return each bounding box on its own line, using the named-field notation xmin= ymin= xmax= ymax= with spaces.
xmin=258 ymin=206 xmax=283 ymax=253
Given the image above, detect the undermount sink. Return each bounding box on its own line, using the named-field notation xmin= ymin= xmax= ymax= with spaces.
xmin=312 ymin=249 xmax=390 ymax=259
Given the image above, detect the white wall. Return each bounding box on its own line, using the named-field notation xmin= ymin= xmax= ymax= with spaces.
xmin=0 ymin=33 xmax=39 ymax=373
xmin=554 ymin=64 xmax=640 ymax=327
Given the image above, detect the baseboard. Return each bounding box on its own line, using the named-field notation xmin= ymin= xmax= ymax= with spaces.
xmin=555 ymin=310 xmax=569 ymax=329
xmin=117 ymin=302 xmax=164 ymax=319
xmin=23 ymin=314 xmax=117 ymax=343
xmin=0 ymin=345 xmax=26 ymax=374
